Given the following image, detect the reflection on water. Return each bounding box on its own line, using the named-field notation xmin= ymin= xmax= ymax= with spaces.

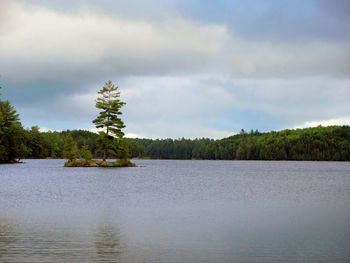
xmin=0 ymin=217 xmax=17 ymax=261
xmin=1 ymin=159 xmax=350 ymax=262
xmin=0 ymin=213 xmax=125 ymax=262
xmin=94 ymin=224 xmax=124 ymax=262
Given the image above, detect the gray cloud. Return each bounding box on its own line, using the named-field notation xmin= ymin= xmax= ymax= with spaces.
xmin=120 ymin=75 xmax=350 ymax=137
xmin=15 ymin=75 xmax=350 ymax=138
xmin=1 ymin=0 xmax=348 ymax=85
xmin=0 ymin=0 xmax=349 ymax=138
xmin=177 ymin=0 xmax=350 ymax=43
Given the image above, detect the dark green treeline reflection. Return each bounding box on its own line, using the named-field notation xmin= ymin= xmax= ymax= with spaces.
xmin=0 ymin=214 xmax=126 ymax=262
xmin=94 ymin=224 xmax=125 ymax=262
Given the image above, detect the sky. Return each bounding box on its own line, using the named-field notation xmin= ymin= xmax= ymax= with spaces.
xmin=0 ymin=0 xmax=349 ymax=139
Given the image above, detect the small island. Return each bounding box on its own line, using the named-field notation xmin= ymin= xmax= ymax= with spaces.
xmin=63 ymin=131 xmax=135 ymax=167
xmin=64 ymin=159 xmax=136 ymax=167
xmin=63 ymin=80 xmax=135 ymax=167
xmin=1 ymin=84 xmax=350 ymax=163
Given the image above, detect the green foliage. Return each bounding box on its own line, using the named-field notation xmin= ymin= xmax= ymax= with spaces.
xmin=80 ymin=145 xmax=92 ymax=162
xmin=64 ymin=159 xmax=77 ymax=167
xmin=0 ymin=87 xmax=25 ymax=163
xmin=115 ymin=158 xmax=136 ymax=167
xmin=93 ymin=80 xmax=126 ymax=161
xmin=124 ymin=126 xmax=350 ymax=161
xmin=1 ymin=84 xmax=349 ymax=165
xmin=63 ymin=131 xmax=79 ymax=162
xmin=41 ymin=131 xmax=64 ymax=158
xmin=110 ymin=138 xmax=130 ymax=160
xmin=64 ymin=159 xmax=135 ymax=167
xmin=3 ymin=125 xmax=350 ymax=161
xmin=26 ymin=126 xmax=47 ymax=158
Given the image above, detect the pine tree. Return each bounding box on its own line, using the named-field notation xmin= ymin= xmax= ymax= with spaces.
xmin=0 ymin=87 xmax=23 ymax=163
xmin=63 ymin=131 xmax=79 ymax=162
xmin=93 ymin=80 xmax=126 ymax=161
xmin=80 ymin=145 xmax=92 ymax=163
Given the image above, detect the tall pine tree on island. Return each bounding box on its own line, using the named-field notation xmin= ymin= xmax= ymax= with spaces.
xmin=93 ymin=80 xmax=127 ymax=162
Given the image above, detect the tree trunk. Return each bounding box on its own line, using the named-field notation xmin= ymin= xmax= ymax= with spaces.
xmin=103 ymin=147 xmax=107 ymax=162
xmin=104 ymin=125 xmax=109 ymax=162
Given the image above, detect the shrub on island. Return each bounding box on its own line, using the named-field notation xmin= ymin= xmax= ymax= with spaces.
xmin=64 ymin=159 xmax=135 ymax=167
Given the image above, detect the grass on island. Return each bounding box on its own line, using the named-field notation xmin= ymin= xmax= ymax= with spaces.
xmin=64 ymin=159 xmax=136 ymax=167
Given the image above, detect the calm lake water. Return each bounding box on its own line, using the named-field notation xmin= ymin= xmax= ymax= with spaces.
xmin=1 ymin=159 xmax=350 ymax=262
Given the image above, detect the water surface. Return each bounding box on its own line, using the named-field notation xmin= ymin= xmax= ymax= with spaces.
xmin=1 ymin=160 xmax=350 ymax=262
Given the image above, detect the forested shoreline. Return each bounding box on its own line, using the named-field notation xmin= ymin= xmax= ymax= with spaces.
xmin=2 ymin=86 xmax=350 ymax=163
xmin=1 ymin=81 xmax=134 ymax=166
xmin=128 ymin=126 xmax=350 ymax=161
xmin=1 ymin=125 xmax=349 ymax=162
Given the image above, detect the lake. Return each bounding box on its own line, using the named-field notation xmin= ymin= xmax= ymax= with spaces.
xmin=1 ymin=159 xmax=350 ymax=262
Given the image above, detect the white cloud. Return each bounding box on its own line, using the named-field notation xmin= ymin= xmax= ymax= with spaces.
xmin=0 ymin=0 xmax=227 ymax=81
xmin=14 ymin=73 xmax=350 ymax=138
xmin=125 ymin=132 xmax=144 ymax=139
xmin=295 ymin=117 xmax=350 ymax=129
xmin=15 ymin=74 xmax=350 ymax=137
xmin=1 ymin=1 xmax=349 ymax=138
xmin=38 ymin=127 xmax=51 ymax=132
xmin=125 ymin=120 xmax=233 ymax=139
xmin=1 ymin=0 xmax=349 ymax=84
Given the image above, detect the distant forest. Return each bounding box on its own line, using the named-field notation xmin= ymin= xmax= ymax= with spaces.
xmin=2 ymin=85 xmax=350 ymax=162
xmin=5 ymin=125 xmax=350 ymax=161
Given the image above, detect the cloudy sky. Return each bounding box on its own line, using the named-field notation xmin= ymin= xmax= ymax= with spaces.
xmin=1 ymin=0 xmax=349 ymax=138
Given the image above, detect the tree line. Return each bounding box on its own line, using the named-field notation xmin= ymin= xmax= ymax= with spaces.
xmin=1 ymin=125 xmax=349 ymax=162
xmin=127 ymin=126 xmax=350 ymax=161
xmin=0 ymin=81 xmax=131 ymax=165
xmin=1 ymin=85 xmax=350 ymax=162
